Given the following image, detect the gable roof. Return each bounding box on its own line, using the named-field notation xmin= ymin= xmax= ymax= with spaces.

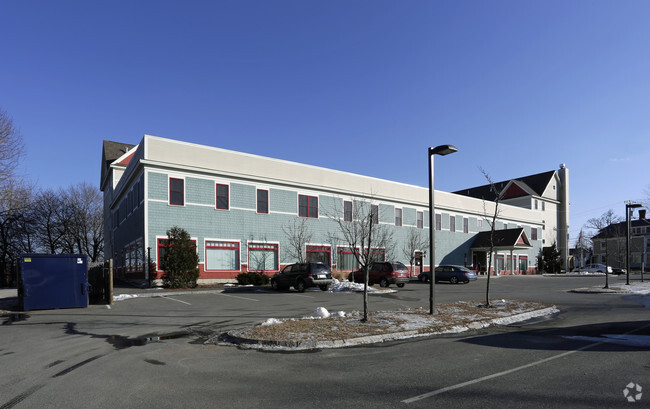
xmin=592 ymin=218 xmax=650 ymax=239
xmin=453 ymin=170 xmax=557 ymax=201
xmin=101 ymin=140 xmax=135 ymax=189
xmin=471 ymin=228 xmax=532 ymax=250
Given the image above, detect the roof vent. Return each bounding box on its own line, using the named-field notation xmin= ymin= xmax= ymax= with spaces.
xmin=559 ymin=163 xmax=566 ymax=169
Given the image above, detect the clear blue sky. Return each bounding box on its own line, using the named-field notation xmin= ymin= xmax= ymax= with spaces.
xmin=1 ymin=0 xmax=648 ymax=245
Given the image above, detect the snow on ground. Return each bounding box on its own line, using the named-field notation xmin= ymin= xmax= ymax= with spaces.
xmin=571 ymin=281 xmax=650 ymax=295
xmin=327 ymin=278 xmax=397 ymax=294
xmin=112 ymin=294 xmax=140 ymax=301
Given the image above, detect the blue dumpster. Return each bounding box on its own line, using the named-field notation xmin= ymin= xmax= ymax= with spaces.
xmin=19 ymin=254 xmax=89 ymax=311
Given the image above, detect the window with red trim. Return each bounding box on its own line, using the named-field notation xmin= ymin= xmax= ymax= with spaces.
xmin=248 ymin=242 xmax=278 ymax=271
xmin=257 ymin=189 xmax=269 ymax=214
xmin=169 ymin=178 xmax=184 ymax=206
xmin=216 ymin=184 xmax=229 ymax=210
xmin=306 ymin=245 xmax=331 ymax=266
xmin=299 ymin=195 xmax=318 ymax=218
xmin=157 ymin=238 xmax=197 ymax=271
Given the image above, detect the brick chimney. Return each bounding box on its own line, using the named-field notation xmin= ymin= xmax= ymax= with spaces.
xmin=639 ymin=209 xmax=647 ymax=220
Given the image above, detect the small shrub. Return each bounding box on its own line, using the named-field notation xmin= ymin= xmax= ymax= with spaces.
xmin=236 ymin=272 xmax=270 ymax=286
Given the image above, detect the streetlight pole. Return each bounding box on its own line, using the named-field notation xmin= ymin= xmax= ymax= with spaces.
xmin=626 ymin=201 xmax=642 ymax=286
xmin=429 ymin=145 xmax=458 ymax=315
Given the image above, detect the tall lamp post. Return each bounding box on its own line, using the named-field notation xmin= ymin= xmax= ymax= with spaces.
xmin=626 ymin=201 xmax=642 ymax=285
xmin=429 ymin=144 xmax=458 ymax=314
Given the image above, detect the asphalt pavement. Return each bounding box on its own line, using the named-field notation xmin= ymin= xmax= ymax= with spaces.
xmin=1 ymin=275 xmax=649 ymax=408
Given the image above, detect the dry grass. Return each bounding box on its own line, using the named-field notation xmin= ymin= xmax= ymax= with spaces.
xmin=236 ymin=299 xmax=551 ymax=343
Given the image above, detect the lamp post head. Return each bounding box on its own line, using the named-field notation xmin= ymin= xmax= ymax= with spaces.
xmin=429 ymin=144 xmax=458 ymax=156
xmin=626 ymin=202 xmax=643 ymax=209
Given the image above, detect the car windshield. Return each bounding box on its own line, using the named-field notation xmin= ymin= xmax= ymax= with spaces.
xmin=391 ymin=262 xmax=407 ymax=270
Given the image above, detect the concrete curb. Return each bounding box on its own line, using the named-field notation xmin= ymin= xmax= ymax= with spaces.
xmin=217 ymin=306 xmax=559 ymax=351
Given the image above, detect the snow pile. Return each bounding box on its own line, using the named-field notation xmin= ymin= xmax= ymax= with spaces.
xmin=314 ymin=307 xmax=330 ymax=318
xmin=260 ymin=318 xmax=283 ymax=326
xmin=327 ymin=278 xmax=397 ymax=294
xmin=113 ymin=294 xmax=140 ymax=302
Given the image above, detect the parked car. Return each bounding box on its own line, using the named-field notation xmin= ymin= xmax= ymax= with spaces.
xmin=611 ymin=267 xmax=626 ymax=275
xmin=270 ymin=262 xmax=333 ymax=292
xmin=418 ymin=265 xmax=478 ymax=284
xmin=348 ymin=261 xmax=410 ymax=288
xmin=572 ymin=264 xmax=612 ymax=274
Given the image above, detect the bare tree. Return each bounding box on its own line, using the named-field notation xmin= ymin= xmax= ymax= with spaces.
xmin=585 ymin=209 xmax=623 ymax=288
xmin=480 ymin=167 xmax=504 ymax=308
xmin=327 ymin=198 xmax=394 ymax=322
xmin=281 ymin=218 xmax=313 ymax=263
xmin=0 ymin=108 xmax=24 ymax=190
xmin=402 ymin=227 xmax=428 ymax=274
xmin=65 ymin=182 xmax=104 ymax=261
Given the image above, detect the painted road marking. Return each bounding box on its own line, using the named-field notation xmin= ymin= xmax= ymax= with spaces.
xmin=218 ymin=293 xmax=260 ymax=302
xmin=160 ymin=296 xmax=191 ymax=305
xmin=402 ymin=322 xmax=650 ymax=404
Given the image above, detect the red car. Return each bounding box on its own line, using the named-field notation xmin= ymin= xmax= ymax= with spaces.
xmin=348 ymin=261 xmax=410 ymax=288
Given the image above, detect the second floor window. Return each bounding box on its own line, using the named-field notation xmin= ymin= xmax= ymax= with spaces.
xmin=395 ymin=208 xmax=402 ymax=227
xmin=435 ymin=213 xmax=442 ymax=231
xmin=216 ymin=184 xmax=229 ymax=210
xmin=257 ymin=189 xmax=269 ymax=214
xmin=299 ymin=195 xmax=318 ymax=218
xmin=371 ymin=205 xmax=379 ymax=225
xmin=450 ymin=216 xmax=456 ymax=232
xmin=169 ymin=178 xmax=184 ymax=206
xmin=416 ymin=211 xmax=423 ymax=229
xmin=344 ymin=201 xmax=352 ymax=222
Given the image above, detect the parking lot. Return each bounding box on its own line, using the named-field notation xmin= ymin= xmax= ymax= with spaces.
xmin=1 ymin=275 xmax=649 ymax=408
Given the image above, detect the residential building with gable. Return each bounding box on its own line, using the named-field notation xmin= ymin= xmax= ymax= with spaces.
xmin=591 ymin=210 xmax=650 ymax=271
xmin=100 ymin=135 xmax=570 ymax=283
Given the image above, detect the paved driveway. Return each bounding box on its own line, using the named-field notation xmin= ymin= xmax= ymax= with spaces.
xmin=1 ymin=275 xmax=648 ymax=408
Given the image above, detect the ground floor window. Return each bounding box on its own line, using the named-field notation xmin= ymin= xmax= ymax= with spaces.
xmin=248 ymin=242 xmax=279 ymax=272
xmin=306 ymin=245 xmax=331 ymax=265
xmin=368 ymin=248 xmax=386 ymax=263
xmin=496 ymin=254 xmax=505 ymax=273
xmin=507 ymin=255 xmax=513 ymax=271
xmin=205 ymin=240 xmax=240 ymax=271
xmin=123 ymin=240 xmax=144 ymax=273
xmin=519 ymin=256 xmax=528 ymax=272
xmin=337 ymin=247 xmax=358 ymax=271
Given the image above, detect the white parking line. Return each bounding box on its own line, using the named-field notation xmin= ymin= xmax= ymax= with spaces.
xmin=402 ymin=322 xmax=650 ymax=404
xmin=160 ymin=296 xmax=192 ymax=305
xmin=218 ymin=293 xmax=260 ymax=302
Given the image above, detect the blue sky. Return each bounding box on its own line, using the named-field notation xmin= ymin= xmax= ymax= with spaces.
xmin=1 ymin=0 xmax=648 ymax=245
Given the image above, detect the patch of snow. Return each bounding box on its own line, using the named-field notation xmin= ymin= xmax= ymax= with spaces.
xmin=224 ymin=283 xmax=235 ymax=287
xmin=260 ymin=318 xmax=283 ymax=326
xmin=113 ymin=294 xmax=139 ymax=302
xmin=331 ymin=311 xmax=346 ymax=317
xmin=314 ymin=307 xmax=330 ymax=318
xmin=327 ymin=278 xmax=397 ymax=294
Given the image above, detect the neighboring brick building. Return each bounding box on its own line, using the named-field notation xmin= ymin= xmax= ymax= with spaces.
xmin=100 ymin=135 xmax=570 ymax=283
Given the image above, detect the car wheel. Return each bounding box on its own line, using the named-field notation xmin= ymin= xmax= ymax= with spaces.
xmin=397 ymin=283 xmax=405 ymax=288
xmin=348 ymin=273 xmax=354 ymax=282
xmin=419 ymin=275 xmax=427 ymax=283
xmin=380 ymin=278 xmax=389 ymax=288
xmin=296 ymin=280 xmax=306 ymax=293
xmin=319 ymin=285 xmax=328 ymax=291
xmin=450 ymin=276 xmax=459 ymax=284
xmin=271 ymin=279 xmax=279 ymax=291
